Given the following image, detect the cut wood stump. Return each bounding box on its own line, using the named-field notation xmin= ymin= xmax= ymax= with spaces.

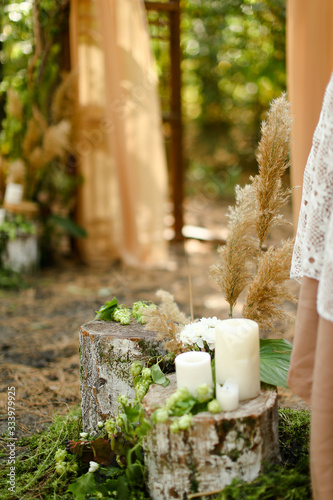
xmin=79 ymin=320 xmax=165 ymax=434
xmin=142 ymin=374 xmax=280 ymax=500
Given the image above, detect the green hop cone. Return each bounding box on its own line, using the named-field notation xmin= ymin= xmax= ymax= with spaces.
xmin=113 ymin=307 xmax=131 ymax=325
xmin=55 ymin=461 xmax=67 ymax=475
xmin=178 ymin=413 xmax=193 ymax=430
xmin=116 ymin=415 xmax=124 ymax=429
xmin=117 ymin=394 xmax=129 ymax=407
xmin=55 ymin=449 xmax=67 ymax=463
xmin=208 ymin=399 xmax=222 ymax=414
xmin=105 ymin=418 xmax=117 ymax=436
xmin=135 ymin=384 xmax=147 ymax=402
xmin=141 ymin=367 xmax=152 ymax=380
xmin=130 ymin=361 xmax=143 ymax=378
xmin=154 ymin=407 xmax=169 ymax=424
xmin=169 ymin=419 xmax=180 ymax=433
xmin=196 ymin=383 xmax=213 ymax=402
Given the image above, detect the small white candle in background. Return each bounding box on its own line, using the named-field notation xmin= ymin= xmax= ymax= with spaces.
xmin=215 ymin=318 xmax=260 ymax=401
xmin=175 ymin=351 xmax=213 ymax=397
xmin=0 ymin=208 xmax=5 ymax=225
xmin=4 ymin=183 xmax=23 ymax=205
xmin=216 ymin=379 xmax=239 ymax=411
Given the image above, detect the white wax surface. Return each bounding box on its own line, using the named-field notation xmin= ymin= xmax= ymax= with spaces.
xmin=216 ymin=379 xmax=239 ymax=411
xmin=175 ymin=351 xmax=213 ymax=397
xmin=4 ymin=183 xmax=23 ymax=205
xmin=215 ymin=318 xmax=260 ymax=401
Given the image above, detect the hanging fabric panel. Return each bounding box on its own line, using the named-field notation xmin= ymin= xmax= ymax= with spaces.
xmin=70 ymin=0 xmax=168 ymax=266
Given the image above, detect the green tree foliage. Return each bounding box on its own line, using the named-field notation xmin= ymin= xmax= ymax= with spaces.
xmin=181 ymin=0 xmax=287 ymax=196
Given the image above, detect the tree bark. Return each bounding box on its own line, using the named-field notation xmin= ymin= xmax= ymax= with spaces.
xmin=142 ymin=374 xmax=280 ymax=500
xmin=79 ymin=320 xmax=164 ymax=434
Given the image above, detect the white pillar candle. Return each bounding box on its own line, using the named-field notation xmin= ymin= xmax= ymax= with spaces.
xmin=175 ymin=351 xmax=213 ymax=397
xmin=216 ymin=379 xmax=239 ymax=411
xmin=215 ymin=318 xmax=260 ymax=401
xmin=4 ymin=183 xmax=23 ymax=205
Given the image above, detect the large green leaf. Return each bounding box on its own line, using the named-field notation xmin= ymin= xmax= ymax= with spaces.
xmin=260 ymin=338 xmax=292 ymax=388
xmin=49 ymin=214 xmax=87 ymax=238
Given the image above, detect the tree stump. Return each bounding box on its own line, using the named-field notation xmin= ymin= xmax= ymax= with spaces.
xmin=79 ymin=320 xmax=165 ymax=434
xmin=142 ymin=374 xmax=280 ymax=500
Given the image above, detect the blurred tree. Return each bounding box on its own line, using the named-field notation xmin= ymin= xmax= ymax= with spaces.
xmin=181 ymin=0 xmax=287 ymax=197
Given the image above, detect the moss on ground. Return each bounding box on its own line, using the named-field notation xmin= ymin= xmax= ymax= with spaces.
xmin=0 ymin=407 xmax=311 ymax=500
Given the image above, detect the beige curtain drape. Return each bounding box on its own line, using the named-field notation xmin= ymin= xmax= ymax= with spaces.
xmin=287 ymin=0 xmax=333 ymax=227
xmin=69 ymin=0 xmax=168 ymax=266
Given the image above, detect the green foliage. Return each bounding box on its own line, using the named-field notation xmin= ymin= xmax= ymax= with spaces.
xmin=181 ymin=0 xmax=287 ymax=195
xmin=94 ymin=298 xmax=157 ymax=325
xmin=259 ymin=338 xmax=292 ymax=388
xmin=0 ymin=408 xmax=82 ymax=500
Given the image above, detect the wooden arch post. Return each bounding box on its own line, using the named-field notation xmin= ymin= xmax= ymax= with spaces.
xmin=145 ymin=0 xmax=184 ymax=241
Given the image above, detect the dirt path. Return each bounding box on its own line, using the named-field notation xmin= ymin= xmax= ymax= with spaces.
xmin=0 ymin=197 xmax=309 ymax=441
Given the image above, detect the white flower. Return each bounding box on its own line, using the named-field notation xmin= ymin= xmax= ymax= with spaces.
xmin=97 ymin=421 xmax=104 ymax=429
xmin=80 ymin=432 xmax=88 ymax=439
xmin=177 ymin=317 xmax=222 ymax=350
xmin=88 ymin=461 xmax=100 ymax=473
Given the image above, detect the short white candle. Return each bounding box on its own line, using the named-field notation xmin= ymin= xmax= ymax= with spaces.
xmin=4 ymin=183 xmax=23 ymax=205
xmin=216 ymin=379 xmax=239 ymax=411
xmin=215 ymin=318 xmax=260 ymax=401
xmin=175 ymin=351 xmax=213 ymax=397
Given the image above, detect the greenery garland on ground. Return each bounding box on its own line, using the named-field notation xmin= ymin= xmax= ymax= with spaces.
xmin=0 ymin=401 xmax=311 ymax=500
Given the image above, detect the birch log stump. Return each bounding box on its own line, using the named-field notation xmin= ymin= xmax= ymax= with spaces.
xmin=142 ymin=374 xmax=280 ymax=500
xmin=79 ymin=320 xmax=164 ymax=434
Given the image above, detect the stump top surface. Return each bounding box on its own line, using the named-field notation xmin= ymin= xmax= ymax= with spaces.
xmin=143 ymin=373 xmax=277 ymax=421
xmin=80 ymin=320 xmax=158 ymax=341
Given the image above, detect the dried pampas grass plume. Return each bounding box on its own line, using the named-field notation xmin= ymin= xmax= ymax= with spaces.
xmin=254 ymin=94 xmax=292 ymax=249
xmin=209 ymin=184 xmax=257 ymax=317
xmin=43 ymin=120 xmax=72 ymax=159
xmin=23 ymin=117 xmax=43 ymax=159
xmin=242 ymin=238 xmax=296 ymax=333
xmin=143 ymin=289 xmax=190 ymax=356
xmin=7 ymin=88 xmax=23 ymax=121
xmin=7 ymin=159 xmax=26 ymax=185
xmin=51 ymin=71 xmax=77 ymax=123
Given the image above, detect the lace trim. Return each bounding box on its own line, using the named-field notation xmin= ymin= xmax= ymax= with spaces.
xmin=290 ymin=72 xmax=333 ymax=322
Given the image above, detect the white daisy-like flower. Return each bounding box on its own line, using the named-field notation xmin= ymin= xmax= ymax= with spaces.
xmin=177 ymin=317 xmax=221 ymax=350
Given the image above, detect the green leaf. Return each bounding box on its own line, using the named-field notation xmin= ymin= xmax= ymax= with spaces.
xmin=67 ymin=472 xmax=96 ymax=499
xmin=94 ymin=297 xmax=119 ymax=321
xmin=49 ymin=214 xmax=87 ymax=238
xmin=260 ymin=338 xmax=292 ymax=388
xmin=151 ymin=363 xmax=170 ymax=387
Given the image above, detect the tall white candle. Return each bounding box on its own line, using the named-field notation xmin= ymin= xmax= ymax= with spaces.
xmin=216 ymin=379 xmax=239 ymax=411
xmin=175 ymin=351 xmax=213 ymax=397
xmin=215 ymin=318 xmax=260 ymax=401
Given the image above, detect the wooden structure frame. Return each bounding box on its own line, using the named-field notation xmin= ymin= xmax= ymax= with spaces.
xmin=144 ymin=0 xmax=183 ymax=241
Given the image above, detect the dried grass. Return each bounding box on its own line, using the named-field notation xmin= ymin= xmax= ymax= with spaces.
xmin=7 ymin=159 xmax=26 ymax=184
xmin=143 ymin=289 xmax=190 ymax=355
xmin=242 ymin=238 xmax=296 ymax=332
xmin=209 ymin=94 xmax=296 ymax=332
xmin=23 ymin=116 xmax=44 ymax=159
xmin=209 ymin=184 xmax=257 ymax=316
xmin=43 ymin=119 xmax=72 ymax=159
xmin=253 ymin=94 xmax=292 ymax=249
xmin=51 ymin=71 xmax=77 ymax=123
xmin=7 ymin=88 xmax=23 ymax=121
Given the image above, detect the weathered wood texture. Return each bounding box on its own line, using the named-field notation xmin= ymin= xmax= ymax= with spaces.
xmin=79 ymin=321 xmax=164 ymax=434
xmin=142 ymin=374 xmax=280 ymax=500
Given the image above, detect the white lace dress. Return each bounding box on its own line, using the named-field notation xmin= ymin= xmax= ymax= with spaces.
xmin=291 ymin=72 xmax=333 ymax=322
